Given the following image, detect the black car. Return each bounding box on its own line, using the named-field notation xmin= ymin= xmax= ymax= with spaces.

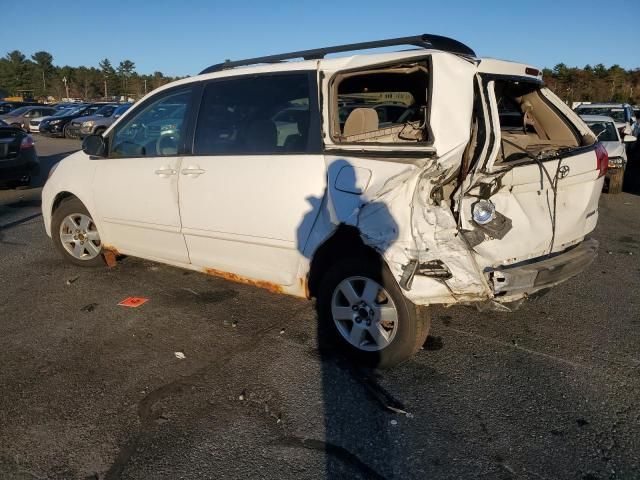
xmin=0 ymin=125 xmax=39 ymax=187
xmin=39 ymin=104 xmax=103 ymax=138
xmin=0 ymin=101 xmax=41 ymax=115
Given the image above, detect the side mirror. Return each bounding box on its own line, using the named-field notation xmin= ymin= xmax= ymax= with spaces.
xmin=623 ymin=135 xmax=637 ymax=143
xmin=82 ymin=134 xmax=106 ymax=157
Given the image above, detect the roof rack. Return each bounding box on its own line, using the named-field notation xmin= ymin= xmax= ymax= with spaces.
xmin=199 ymin=34 xmax=475 ymax=75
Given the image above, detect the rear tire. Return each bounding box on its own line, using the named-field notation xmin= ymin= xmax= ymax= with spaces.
xmin=52 ymin=197 xmax=104 ymax=267
xmin=607 ymin=169 xmax=624 ymax=194
xmin=318 ymin=257 xmax=430 ymax=368
xmin=63 ymin=124 xmax=71 ymax=139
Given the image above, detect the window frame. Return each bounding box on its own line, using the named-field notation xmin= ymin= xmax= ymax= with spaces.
xmin=187 ymin=70 xmax=322 ymax=156
xmin=106 ymin=84 xmax=201 ymax=159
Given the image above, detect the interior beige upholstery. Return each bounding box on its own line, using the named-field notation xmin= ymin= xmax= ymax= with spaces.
xmin=343 ymin=108 xmax=379 ymax=137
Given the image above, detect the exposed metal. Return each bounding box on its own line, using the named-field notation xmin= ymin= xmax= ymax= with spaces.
xmin=203 ymin=267 xmax=284 ymax=294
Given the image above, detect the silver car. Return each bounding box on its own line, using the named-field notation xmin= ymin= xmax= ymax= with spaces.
xmin=77 ymin=103 xmax=132 ymax=138
xmin=0 ymin=105 xmax=57 ymax=131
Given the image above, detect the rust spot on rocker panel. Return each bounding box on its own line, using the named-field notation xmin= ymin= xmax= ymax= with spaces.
xmin=203 ymin=267 xmax=284 ymax=294
xmin=299 ymin=276 xmax=310 ymax=299
xmin=102 ymin=245 xmax=119 ymax=268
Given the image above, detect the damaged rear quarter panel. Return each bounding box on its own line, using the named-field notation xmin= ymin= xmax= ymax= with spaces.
xmin=303 ymin=52 xmax=492 ymax=305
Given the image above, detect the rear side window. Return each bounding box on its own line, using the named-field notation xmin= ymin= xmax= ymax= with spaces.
xmin=194 ymin=73 xmax=312 ymax=155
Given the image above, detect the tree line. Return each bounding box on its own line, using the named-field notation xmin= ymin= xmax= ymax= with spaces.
xmin=0 ymin=50 xmax=181 ymax=101
xmin=1 ymin=50 xmax=638 ymax=105
xmin=541 ymin=63 xmax=639 ymax=105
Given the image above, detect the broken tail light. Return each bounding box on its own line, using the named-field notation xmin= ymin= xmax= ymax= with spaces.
xmin=20 ymin=134 xmax=34 ymax=150
xmin=595 ymin=142 xmax=608 ymax=178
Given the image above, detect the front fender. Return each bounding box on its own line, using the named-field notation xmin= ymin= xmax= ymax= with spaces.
xmin=42 ymin=151 xmax=99 ymax=238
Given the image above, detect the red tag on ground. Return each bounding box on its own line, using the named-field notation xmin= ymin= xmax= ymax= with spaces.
xmin=118 ymin=297 xmax=149 ymax=308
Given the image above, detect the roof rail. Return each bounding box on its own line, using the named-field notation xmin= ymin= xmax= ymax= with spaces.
xmin=199 ymin=34 xmax=475 ymax=75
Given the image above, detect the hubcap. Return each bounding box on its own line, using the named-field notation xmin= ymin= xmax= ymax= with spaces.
xmin=59 ymin=213 xmax=101 ymax=260
xmin=331 ymin=276 xmax=399 ymax=352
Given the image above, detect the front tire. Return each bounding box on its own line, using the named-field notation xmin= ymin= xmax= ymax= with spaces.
xmin=318 ymin=257 xmax=430 ymax=368
xmin=52 ymin=198 xmax=104 ymax=267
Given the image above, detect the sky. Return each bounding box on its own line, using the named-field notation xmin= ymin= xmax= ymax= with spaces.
xmin=2 ymin=0 xmax=638 ymax=77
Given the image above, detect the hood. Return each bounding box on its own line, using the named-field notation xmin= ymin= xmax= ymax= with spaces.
xmin=601 ymin=141 xmax=625 ymax=158
xmin=43 ymin=114 xmax=77 ymax=123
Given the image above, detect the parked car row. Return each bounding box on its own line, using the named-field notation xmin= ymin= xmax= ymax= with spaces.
xmin=575 ymin=103 xmax=638 ymax=195
xmin=0 ymin=101 xmax=132 ymax=139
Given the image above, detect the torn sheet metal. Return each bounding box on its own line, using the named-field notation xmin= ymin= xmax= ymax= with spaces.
xmin=310 ymin=144 xmax=493 ymax=306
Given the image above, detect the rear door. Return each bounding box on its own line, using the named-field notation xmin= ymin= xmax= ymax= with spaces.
xmin=459 ymin=78 xmax=604 ymax=265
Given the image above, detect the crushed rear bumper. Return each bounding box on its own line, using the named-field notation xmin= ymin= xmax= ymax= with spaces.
xmin=486 ymin=238 xmax=598 ymax=303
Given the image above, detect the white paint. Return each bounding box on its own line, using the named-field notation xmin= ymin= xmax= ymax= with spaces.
xmin=42 ymin=46 xmax=601 ymax=308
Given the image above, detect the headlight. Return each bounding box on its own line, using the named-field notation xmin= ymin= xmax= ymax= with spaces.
xmin=472 ymin=200 xmax=496 ymax=225
xmin=49 ymin=119 xmax=61 ymax=125
xmin=83 ymin=120 xmax=95 ymax=127
xmin=608 ymin=156 xmax=624 ymax=167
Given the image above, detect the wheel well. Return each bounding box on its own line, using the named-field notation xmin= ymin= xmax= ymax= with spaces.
xmin=51 ymin=192 xmax=77 ymax=215
xmin=307 ymin=225 xmax=380 ymax=298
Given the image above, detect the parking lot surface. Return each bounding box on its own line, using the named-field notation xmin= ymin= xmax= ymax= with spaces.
xmin=1 ymin=137 xmax=639 ymax=479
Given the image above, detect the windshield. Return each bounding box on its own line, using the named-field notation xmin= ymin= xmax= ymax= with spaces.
xmin=83 ymin=105 xmax=101 ymax=116
xmin=4 ymin=106 xmax=30 ymax=117
xmin=586 ymin=121 xmax=619 ymax=142
xmin=576 ymin=107 xmax=626 ymax=123
xmin=94 ymin=105 xmax=117 ymax=117
xmin=54 ymin=107 xmax=82 ymax=117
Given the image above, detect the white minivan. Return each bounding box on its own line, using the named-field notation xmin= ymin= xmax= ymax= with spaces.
xmin=42 ymin=35 xmax=606 ymax=367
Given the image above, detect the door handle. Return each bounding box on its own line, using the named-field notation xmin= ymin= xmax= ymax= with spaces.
xmin=154 ymin=168 xmax=177 ymax=176
xmin=181 ymin=167 xmax=206 ymax=176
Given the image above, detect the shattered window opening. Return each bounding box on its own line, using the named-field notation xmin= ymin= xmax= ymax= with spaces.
xmin=494 ymin=81 xmax=582 ymax=164
xmin=332 ymin=64 xmax=431 ymax=144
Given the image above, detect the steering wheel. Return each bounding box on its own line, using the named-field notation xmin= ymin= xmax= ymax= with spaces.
xmin=156 ymin=133 xmax=179 ymax=156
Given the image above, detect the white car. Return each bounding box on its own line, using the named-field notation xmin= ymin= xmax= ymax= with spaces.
xmin=28 ymin=115 xmax=49 ymax=133
xmin=42 ymin=34 xmax=606 ymax=367
xmin=580 ymin=114 xmax=636 ymax=194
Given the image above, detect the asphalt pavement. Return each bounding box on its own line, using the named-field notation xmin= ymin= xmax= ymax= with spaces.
xmin=0 ymin=137 xmax=639 ymax=480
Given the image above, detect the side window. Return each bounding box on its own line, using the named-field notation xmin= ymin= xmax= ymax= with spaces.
xmin=110 ymin=88 xmax=192 ymax=158
xmin=194 ymin=73 xmax=311 ymax=155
